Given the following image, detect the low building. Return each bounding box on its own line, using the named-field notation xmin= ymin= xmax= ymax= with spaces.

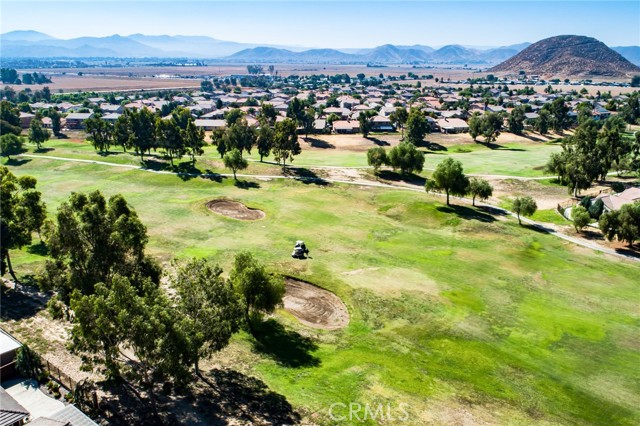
xmin=436 ymin=118 xmax=469 ymax=134
xmin=99 ymin=104 xmax=124 ymax=114
xmin=371 ymin=116 xmax=394 ymax=132
xmin=332 ymin=120 xmax=360 ymax=134
xmin=65 ymin=113 xmax=93 ymax=130
xmin=101 ymin=113 xmax=121 ymax=123
xmin=1 ymin=329 xmax=22 ymax=381
xmin=194 ymin=119 xmax=226 ymax=131
xmin=595 ymin=187 xmax=640 ymax=212
xmin=0 ymin=387 xmax=29 ymax=426
xmin=19 ymin=112 xmax=35 ymax=129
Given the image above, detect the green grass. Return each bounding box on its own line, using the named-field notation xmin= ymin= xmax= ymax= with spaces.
xmin=530 ymin=209 xmax=569 ymax=226
xmin=5 ymin=157 xmax=640 ymax=425
xmin=21 ymin=137 xmax=561 ymax=177
xmin=425 ymin=142 xmax=562 ymax=177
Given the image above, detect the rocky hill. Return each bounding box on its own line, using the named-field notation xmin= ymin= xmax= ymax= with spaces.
xmin=489 ymin=35 xmax=640 ymax=77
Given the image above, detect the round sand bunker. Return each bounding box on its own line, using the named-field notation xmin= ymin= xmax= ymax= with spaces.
xmin=206 ymin=199 xmax=265 ymax=221
xmin=283 ymin=278 xmax=349 ymax=330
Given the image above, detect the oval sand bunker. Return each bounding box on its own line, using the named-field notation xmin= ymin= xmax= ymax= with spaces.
xmin=206 ymin=199 xmax=265 ymax=221
xmin=283 ymin=278 xmax=349 ymax=330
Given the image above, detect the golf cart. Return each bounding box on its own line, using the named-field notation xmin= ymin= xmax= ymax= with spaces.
xmin=291 ymin=240 xmax=309 ymax=259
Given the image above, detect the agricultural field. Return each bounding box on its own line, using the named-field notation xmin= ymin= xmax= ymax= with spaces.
xmin=4 ymin=149 xmax=640 ymax=425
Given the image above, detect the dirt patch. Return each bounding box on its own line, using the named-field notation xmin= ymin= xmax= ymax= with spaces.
xmin=283 ymin=278 xmax=349 ymax=330
xmin=206 ymin=199 xmax=265 ymax=221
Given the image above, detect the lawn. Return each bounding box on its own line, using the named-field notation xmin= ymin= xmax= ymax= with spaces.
xmin=20 ymin=135 xmax=562 ymax=178
xmin=5 ymin=157 xmax=640 ymax=426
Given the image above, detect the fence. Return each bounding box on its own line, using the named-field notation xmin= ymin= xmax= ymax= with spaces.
xmin=42 ymin=358 xmax=100 ymax=409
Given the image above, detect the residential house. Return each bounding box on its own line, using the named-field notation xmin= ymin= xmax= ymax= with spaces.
xmin=65 ymin=112 xmax=93 ymax=130
xmin=595 ymin=187 xmax=640 ymax=212
xmin=332 ymin=120 xmax=360 ymax=134
xmin=436 ymin=118 xmax=469 ymax=134
xmin=19 ymin=112 xmax=35 ymax=128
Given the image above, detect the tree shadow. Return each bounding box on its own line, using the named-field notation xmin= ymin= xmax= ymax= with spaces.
xmin=377 ymin=170 xmax=426 ymax=186
xmin=234 ymin=180 xmax=261 ymax=190
xmin=199 ymin=369 xmax=301 ymax=425
xmin=251 ymin=319 xmax=320 ymax=368
xmin=478 ymin=205 xmax=508 ymax=218
xmin=140 ymin=159 xmax=171 ymax=172
xmin=4 ymin=158 xmax=32 ymax=166
xmin=97 ymin=151 xmax=125 ymax=157
xmin=305 ymin=137 xmax=335 ymax=149
xmin=201 ymin=169 xmax=224 ymax=183
xmin=521 ymin=133 xmax=546 ymax=143
xmin=174 ymin=162 xmax=203 ymax=181
xmin=614 ymin=246 xmax=640 ymax=259
xmin=0 ymin=284 xmax=48 ymax=321
xmin=34 ymin=147 xmax=54 ymax=153
xmin=521 ymin=223 xmax=553 ymax=234
xmin=26 ymin=241 xmax=49 ymax=256
xmin=423 ymin=141 xmax=448 ymax=151
xmin=287 ymin=167 xmax=330 ymax=186
xmin=368 ymin=137 xmax=390 ymax=146
xmin=483 ymin=142 xmax=525 ymax=151
xmin=436 ymin=204 xmax=497 ymax=222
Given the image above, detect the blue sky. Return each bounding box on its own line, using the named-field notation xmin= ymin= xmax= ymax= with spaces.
xmin=2 ymin=1 xmax=639 ymax=48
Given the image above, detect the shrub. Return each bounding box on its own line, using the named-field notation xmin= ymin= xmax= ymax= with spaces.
xmin=611 ymin=182 xmax=625 ymax=193
xmin=572 ymin=205 xmax=591 ymax=232
xmin=579 ymin=196 xmax=592 ymax=208
xmin=588 ymin=198 xmax=604 ymax=219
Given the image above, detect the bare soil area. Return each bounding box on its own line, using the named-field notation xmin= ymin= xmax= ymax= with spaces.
xmin=206 ymin=199 xmax=265 ymax=221
xmin=283 ymin=278 xmax=349 ymax=330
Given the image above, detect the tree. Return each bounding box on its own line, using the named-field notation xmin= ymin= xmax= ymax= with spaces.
xmin=223 ymin=148 xmax=248 ymax=180
xmin=113 ymin=113 xmax=132 ymax=152
xmin=389 ymin=107 xmax=408 ymax=139
xmin=0 ymin=167 xmax=46 ymax=284
xmin=425 ymin=157 xmax=468 ymax=206
xmin=572 ymin=205 xmax=591 ymax=232
xmin=0 ymin=100 xmax=21 ymax=136
xmin=49 ymin=108 xmax=62 ymax=136
xmin=28 ymin=117 xmax=50 ymax=150
xmin=85 ymin=116 xmax=113 ymax=153
xmin=224 ymin=118 xmax=256 ymax=157
xmin=272 ymin=118 xmax=301 ymax=171
xmin=258 ymin=104 xmax=277 ymax=126
xmin=512 ymin=196 xmax=537 ymax=225
xmin=256 ymin=118 xmax=274 ymax=162
xmin=155 ymin=118 xmax=183 ymax=166
xmin=171 ymin=258 xmax=242 ymax=376
xmin=303 ymin=108 xmax=316 ymax=139
xmin=620 ymin=92 xmax=639 ymax=125
xmin=405 ymin=108 xmax=429 ymax=145
xmin=129 ymin=108 xmax=157 ymax=160
xmin=599 ymin=202 xmax=640 ymax=246
xmin=631 ymin=75 xmax=640 ymax=88
xmin=42 ymin=191 xmax=161 ymax=302
xmin=367 ymin=147 xmax=387 ymax=175
xmin=546 ymin=97 xmax=570 ymax=132
xmin=468 ymin=113 xmax=482 ymax=141
xmin=0 ymin=134 xmax=24 ymax=160
xmin=71 ymin=275 xmax=192 ymax=411
xmin=508 ymin=106 xmax=525 ymax=135
xmin=229 ymin=252 xmax=285 ymax=336
xmin=358 ymin=111 xmax=372 ymax=138
xmin=387 ymin=142 xmax=424 ymax=176
xmin=286 ymin=97 xmax=306 ymax=125
xmin=200 ymin=80 xmax=213 ymax=92
xmin=535 ymin=109 xmax=551 ymax=135
xmin=183 ymin=120 xmax=206 ymax=163
xmin=15 ymin=345 xmax=43 ymax=380
xmin=467 ymin=177 xmax=493 ymax=206
xmin=481 ymin=112 xmax=503 ymax=143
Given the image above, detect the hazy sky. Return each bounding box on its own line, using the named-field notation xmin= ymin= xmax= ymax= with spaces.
xmin=2 ymin=1 xmax=639 ymax=48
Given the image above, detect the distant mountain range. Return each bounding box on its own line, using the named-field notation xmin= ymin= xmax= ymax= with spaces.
xmin=489 ymin=35 xmax=640 ymax=77
xmin=1 ymin=30 xmax=639 ymax=68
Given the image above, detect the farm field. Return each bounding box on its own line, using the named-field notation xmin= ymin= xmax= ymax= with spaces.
xmin=4 ymin=155 xmax=640 ymax=426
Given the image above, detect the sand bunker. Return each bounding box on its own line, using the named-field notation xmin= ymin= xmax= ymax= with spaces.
xmin=283 ymin=278 xmax=349 ymax=330
xmin=206 ymin=199 xmax=265 ymax=221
